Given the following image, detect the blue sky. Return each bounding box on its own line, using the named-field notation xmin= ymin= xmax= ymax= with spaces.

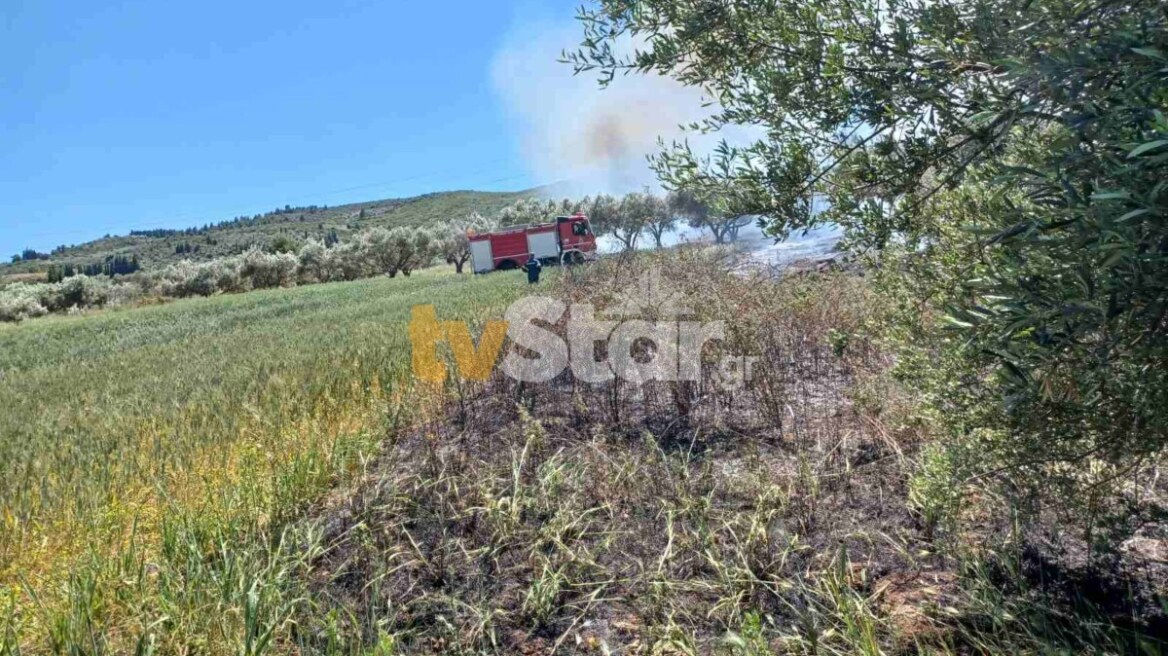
xmin=0 ymin=0 xmax=593 ymax=255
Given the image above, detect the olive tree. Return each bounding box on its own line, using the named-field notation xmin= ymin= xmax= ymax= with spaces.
xmin=667 ymin=188 xmax=752 ymax=245
xmin=358 ymin=228 xmax=399 ymax=277
xmin=437 ymin=213 xmax=497 ymax=274
xmin=296 ymin=239 xmax=329 ymax=284
xmin=642 ymin=192 xmax=676 ymax=249
xmin=568 ymin=0 xmax=1168 ymax=527
xmin=393 ymin=227 xmax=435 ymax=277
xmin=610 ymin=193 xmax=655 ymax=250
xmin=498 ymin=197 xmax=581 ymax=227
xmin=498 ymin=198 xmax=546 ymax=226
xmin=581 ymin=194 xmax=623 ymax=248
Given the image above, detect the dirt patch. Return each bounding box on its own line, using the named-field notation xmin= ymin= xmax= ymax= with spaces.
xmin=874 ymin=570 xmax=959 ymax=645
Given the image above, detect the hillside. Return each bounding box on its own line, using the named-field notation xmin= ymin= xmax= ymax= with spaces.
xmin=3 ymin=188 xmax=532 ymax=277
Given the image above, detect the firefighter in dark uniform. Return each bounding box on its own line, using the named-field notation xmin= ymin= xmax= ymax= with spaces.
xmin=524 ymin=253 xmax=542 ymax=284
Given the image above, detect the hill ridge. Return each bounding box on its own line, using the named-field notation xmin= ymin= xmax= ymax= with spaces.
xmin=4 ymin=187 xmax=541 ymax=276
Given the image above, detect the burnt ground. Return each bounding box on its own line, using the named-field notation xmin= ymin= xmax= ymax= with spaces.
xmin=303 ymin=371 xmax=1167 ymax=653
xmin=298 ymin=258 xmax=1168 ymax=654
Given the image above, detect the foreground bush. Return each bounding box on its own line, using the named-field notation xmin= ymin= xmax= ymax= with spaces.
xmin=570 ymin=0 xmax=1168 ymax=558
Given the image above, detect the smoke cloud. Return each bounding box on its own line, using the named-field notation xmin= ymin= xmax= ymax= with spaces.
xmin=490 ymin=19 xmax=722 ymax=197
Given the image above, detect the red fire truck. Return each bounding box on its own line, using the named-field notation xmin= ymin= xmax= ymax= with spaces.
xmin=469 ymin=213 xmax=598 ymax=274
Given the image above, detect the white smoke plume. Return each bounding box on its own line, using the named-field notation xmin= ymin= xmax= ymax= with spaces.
xmin=490 ymin=18 xmax=721 ymax=198
xmin=486 ymin=16 xmax=840 ymax=263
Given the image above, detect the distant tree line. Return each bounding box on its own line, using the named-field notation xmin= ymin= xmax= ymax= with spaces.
xmin=130 ymin=227 xmax=207 ymax=238
xmin=4 ymin=189 xmax=751 ymax=323
xmin=493 ymin=189 xmax=752 ymax=250
xmin=1 ymin=220 xmax=478 ymax=322
xmin=10 ymin=249 xmax=51 ymax=263
xmin=122 ymin=204 xmax=334 ymax=242
xmin=45 ymin=255 xmax=140 ymax=283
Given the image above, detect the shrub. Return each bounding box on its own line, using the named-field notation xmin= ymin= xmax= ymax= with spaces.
xmin=296 ymin=239 xmax=328 ymax=284
xmin=149 ymin=258 xmax=245 ymax=298
xmin=38 ymin=276 xmax=109 ymax=311
xmin=239 ymin=248 xmax=297 ymax=289
xmin=323 ymin=240 xmax=369 ymax=281
xmin=0 ymin=285 xmax=49 ymax=322
xmin=106 ymin=280 xmax=143 ymax=307
xmin=357 ymin=228 xmax=398 ymax=276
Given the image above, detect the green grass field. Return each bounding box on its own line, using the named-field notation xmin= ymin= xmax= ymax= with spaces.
xmin=0 ymin=267 xmax=531 ymax=651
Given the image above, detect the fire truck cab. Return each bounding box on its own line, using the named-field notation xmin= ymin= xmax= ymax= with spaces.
xmin=469 ymin=213 xmax=597 ymax=274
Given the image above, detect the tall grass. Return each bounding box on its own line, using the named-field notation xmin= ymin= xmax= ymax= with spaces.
xmin=0 ymin=267 xmax=530 ymax=651
xmin=294 ymin=250 xmax=1164 ymax=655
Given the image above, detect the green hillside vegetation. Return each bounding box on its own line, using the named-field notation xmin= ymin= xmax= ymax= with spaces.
xmin=1 ymin=190 xmax=742 ymax=323
xmin=3 ymin=189 xmax=530 ymax=274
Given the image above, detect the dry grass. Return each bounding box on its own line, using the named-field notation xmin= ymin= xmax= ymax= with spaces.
xmin=296 ymin=250 xmax=1166 ymax=655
